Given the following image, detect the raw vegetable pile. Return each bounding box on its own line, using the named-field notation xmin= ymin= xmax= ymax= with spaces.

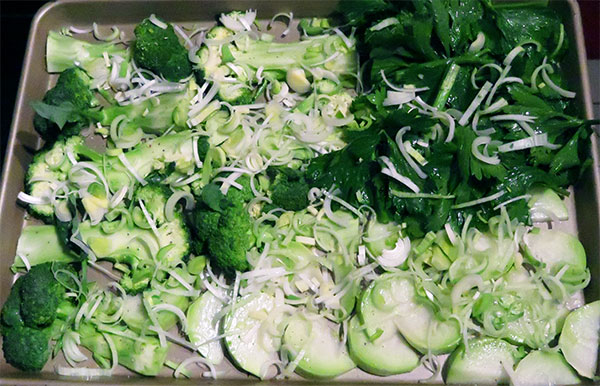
xmin=2 ymin=0 xmax=599 ymax=383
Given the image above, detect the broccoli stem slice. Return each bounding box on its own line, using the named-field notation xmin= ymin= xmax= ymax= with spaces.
xmin=13 ymin=225 xmax=79 ymax=272
xmin=78 ymin=322 xmax=169 ymax=376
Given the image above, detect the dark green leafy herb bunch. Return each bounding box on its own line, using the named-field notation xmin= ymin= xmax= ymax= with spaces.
xmin=306 ymin=0 xmax=599 ymax=238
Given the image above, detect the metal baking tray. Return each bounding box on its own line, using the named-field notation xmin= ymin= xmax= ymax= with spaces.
xmin=1 ymin=0 xmax=598 ymax=384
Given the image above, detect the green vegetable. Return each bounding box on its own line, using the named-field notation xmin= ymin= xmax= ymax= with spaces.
xmin=187 ymin=182 xmax=254 ymax=275
xmin=223 ymin=293 xmax=280 ymax=378
xmin=559 ymin=301 xmax=600 ymax=379
xmin=267 ymin=166 xmax=310 ymax=211
xmin=133 ymin=16 xmax=192 ymax=81
xmin=78 ymin=322 xmax=169 ymax=376
xmin=79 ymin=184 xmax=190 ymax=293
xmin=298 ymin=18 xmax=331 ymax=36
xmin=196 ymin=25 xmax=357 ymax=104
xmin=513 ymin=350 xmax=580 ymax=385
xmin=186 ymin=291 xmax=224 ymax=364
xmin=13 ymin=225 xmax=79 ymax=271
xmin=45 ymin=31 xmax=128 ymax=79
xmin=347 ymin=314 xmax=419 ymax=376
xmin=1 ymin=263 xmax=77 ymax=372
xmin=32 ymin=68 xmax=98 ymax=142
xmin=443 ymin=337 xmax=523 ymax=384
xmin=282 ymin=312 xmax=355 ymax=379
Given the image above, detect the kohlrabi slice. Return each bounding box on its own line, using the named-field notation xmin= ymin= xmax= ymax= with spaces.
xmin=513 ymin=350 xmax=580 ymax=385
xmin=528 ymin=187 xmax=568 ymax=222
xmin=347 ymin=315 xmax=419 ymax=376
xmin=223 ymin=292 xmax=280 ymax=378
xmin=559 ymin=301 xmax=600 ymax=379
xmin=523 ymin=228 xmax=587 ymax=283
xmin=443 ymin=337 xmax=522 ymax=384
xmin=186 ymin=291 xmax=224 ymax=364
xmin=282 ymin=312 xmax=355 ymax=379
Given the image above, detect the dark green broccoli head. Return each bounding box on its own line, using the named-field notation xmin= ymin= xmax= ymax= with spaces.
xmin=133 ymin=17 xmax=192 ymax=82
xmin=32 ymin=67 xmax=98 ymax=142
xmin=1 ymin=263 xmax=76 ymax=372
xmin=189 ymin=210 xmax=220 ymax=252
xmin=19 ymin=263 xmax=67 ymax=327
xmin=225 ymin=176 xmax=255 ymax=205
xmin=2 ymin=325 xmax=52 ymax=372
xmin=268 ymin=167 xmax=310 ymax=211
xmin=187 ymin=183 xmax=254 ymax=276
xmin=207 ymin=204 xmax=253 ymax=275
xmin=1 ymin=277 xmax=24 ymax=328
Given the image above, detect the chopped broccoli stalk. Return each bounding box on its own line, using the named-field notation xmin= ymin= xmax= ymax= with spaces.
xmin=78 ymin=184 xmax=190 ymax=293
xmin=1 ymin=262 xmax=77 ymax=372
xmin=133 ymin=17 xmax=192 ymax=81
xmin=78 ymin=322 xmax=169 ymax=376
xmin=32 ymin=68 xmax=99 ymax=142
xmin=34 ymin=79 xmax=196 ymax=140
xmin=13 ymin=225 xmax=79 ymax=271
xmin=46 ymin=31 xmax=129 ymax=82
xmin=267 ymin=167 xmax=310 ymax=211
xmin=23 ymin=135 xmax=83 ymax=221
xmin=100 ymin=84 xmax=194 ymax=134
xmin=299 ymin=18 xmax=332 ymax=36
xmin=196 ymin=26 xmax=357 ymax=103
xmin=23 ymin=131 xmax=203 ymax=220
xmin=121 ymin=287 xmax=190 ymax=332
xmin=188 ymin=182 xmax=255 ymax=276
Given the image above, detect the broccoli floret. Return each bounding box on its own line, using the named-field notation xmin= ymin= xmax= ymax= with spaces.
xmin=78 ymin=322 xmax=169 ymax=376
xmin=133 ymin=17 xmax=192 ymax=81
xmin=188 ymin=183 xmax=254 ymax=275
xmin=267 ymin=167 xmax=310 ymax=211
xmin=1 ymin=277 xmax=23 ymax=327
xmin=46 ymin=31 xmax=129 ymax=81
xmin=207 ymin=204 xmax=253 ymax=274
xmin=1 ymin=262 xmax=76 ymax=372
xmin=32 ymin=68 xmax=99 ymax=142
xmin=2 ymin=325 xmax=52 ymax=372
xmin=225 ymin=175 xmax=255 ymax=204
xmin=196 ymin=25 xmax=357 ymax=103
xmin=19 ymin=264 xmax=68 ymax=327
xmin=298 ymin=18 xmax=332 ymax=36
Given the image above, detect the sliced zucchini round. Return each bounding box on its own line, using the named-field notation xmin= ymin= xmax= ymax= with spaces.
xmin=359 ymin=273 xmax=460 ymax=355
xmin=528 ymin=187 xmax=568 ymax=222
xmin=559 ymin=300 xmax=600 ymax=379
xmin=523 ymin=229 xmax=586 ymax=283
xmin=443 ymin=337 xmax=521 ymax=384
xmin=347 ymin=315 xmax=419 ymax=376
xmin=186 ymin=291 xmax=224 ymax=365
xmin=282 ymin=313 xmax=355 ymax=379
xmin=514 ymin=350 xmax=580 ymax=385
xmin=223 ymin=292 xmax=280 ymax=378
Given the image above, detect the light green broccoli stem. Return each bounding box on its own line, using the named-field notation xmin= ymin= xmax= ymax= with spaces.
xmin=78 ymin=322 xmax=169 ymax=376
xmin=46 ymin=31 xmax=129 ymax=79
xmin=13 ymin=225 xmax=79 ymax=272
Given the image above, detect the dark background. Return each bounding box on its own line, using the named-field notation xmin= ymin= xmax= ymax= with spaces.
xmin=1 ymin=0 xmax=599 ymax=168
